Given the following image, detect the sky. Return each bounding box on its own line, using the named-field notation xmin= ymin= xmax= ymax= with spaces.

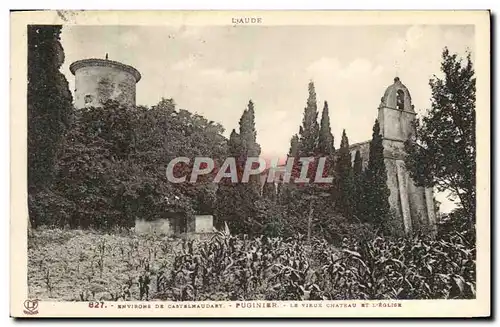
xmin=59 ymin=24 xmax=475 ymax=212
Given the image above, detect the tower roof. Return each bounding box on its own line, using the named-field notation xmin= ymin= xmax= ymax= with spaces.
xmin=69 ymin=58 xmax=141 ymax=82
xmin=379 ymin=76 xmax=414 ymax=112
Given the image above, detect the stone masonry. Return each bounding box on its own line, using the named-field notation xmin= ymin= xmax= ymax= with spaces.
xmin=69 ymin=57 xmax=141 ymax=109
xmin=349 ymin=77 xmax=437 ymax=235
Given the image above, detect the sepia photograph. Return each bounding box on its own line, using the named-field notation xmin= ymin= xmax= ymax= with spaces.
xmin=10 ymin=10 xmax=490 ymax=318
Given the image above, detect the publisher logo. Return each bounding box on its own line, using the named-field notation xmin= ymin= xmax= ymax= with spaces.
xmin=23 ymin=299 xmax=39 ymax=315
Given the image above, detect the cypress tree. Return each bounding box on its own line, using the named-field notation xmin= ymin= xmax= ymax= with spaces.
xmin=229 ymin=129 xmax=241 ymax=154
xmin=352 ymin=150 xmax=364 ymax=219
xmin=28 ymin=25 xmax=73 ymax=193
xmin=215 ymin=129 xmax=242 ymax=230
xmin=28 ymin=25 xmax=74 ymax=229
xmin=288 ymin=134 xmax=299 ymax=157
xmin=364 ymin=120 xmax=391 ymax=226
xmin=216 ymin=101 xmax=262 ymax=234
xmin=317 ymin=100 xmax=335 ymax=189
xmin=239 ymin=100 xmax=262 ymax=191
xmin=318 ymin=101 xmax=335 ymax=156
xmin=353 ymin=150 xmax=363 ymax=177
xmin=239 ymin=100 xmax=261 ymax=158
xmin=335 ymin=130 xmax=355 ymax=218
xmin=298 ymin=81 xmax=319 ymax=157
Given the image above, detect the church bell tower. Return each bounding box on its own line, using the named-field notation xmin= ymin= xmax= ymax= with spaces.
xmin=377 ymin=77 xmax=437 ymax=236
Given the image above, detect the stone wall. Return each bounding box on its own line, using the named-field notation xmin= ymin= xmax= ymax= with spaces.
xmin=349 ymin=141 xmax=370 ymax=170
xmin=134 ymin=215 xmax=214 ymax=236
xmin=348 ymin=132 xmax=436 ymax=236
xmin=134 ymin=218 xmax=172 ymax=235
xmin=384 ymin=158 xmax=406 ymax=234
xmin=193 ymin=215 xmax=214 ymax=233
xmin=383 ymin=151 xmax=437 ymax=235
xmin=73 ymin=65 xmax=137 ymax=109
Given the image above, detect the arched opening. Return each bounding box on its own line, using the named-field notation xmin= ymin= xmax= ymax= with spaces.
xmin=396 ymin=89 xmax=405 ymax=110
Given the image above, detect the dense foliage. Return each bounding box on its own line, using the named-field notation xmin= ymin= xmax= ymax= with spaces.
xmin=405 ymin=47 xmax=476 ymax=225
xmin=31 ymin=99 xmax=227 ymax=229
xmin=28 ymin=25 xmax=74 ymax=193
xmin=27 ymin=25 xmax=74 ymax=231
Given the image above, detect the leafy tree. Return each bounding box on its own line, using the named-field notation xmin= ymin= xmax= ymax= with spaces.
xmin=50 ymin=97 xmax=228 ymax=230
xmin=28 ymin=25 xmax=74 ymax=226
xmin=54 ymin=101 xmax=141 ymax=228
xmin=404 ymin=47 xmax=476 ymax=224
xmin=132 ymin=98 xmax=227 ymax=221
xmin=335 ymin=130 xmax=355 ymax=218
xmin=364 ymin=120 xmax=391 ymax=226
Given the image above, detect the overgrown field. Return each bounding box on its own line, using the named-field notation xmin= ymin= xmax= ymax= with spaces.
xmin=28 ymin=227 xmax=475 ymax=301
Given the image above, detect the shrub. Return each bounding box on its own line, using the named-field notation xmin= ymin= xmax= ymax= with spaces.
xmin=28 ymin=213 xmax=475 ymax=301
xmin=152 ymin=230 xmax=475 ymax=300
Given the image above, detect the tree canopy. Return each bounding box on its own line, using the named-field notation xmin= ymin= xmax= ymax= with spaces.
xmin=28 ymin=25 xmax=73 ymax=193
xmin=404 ymin=47 xmax=476 ymax=222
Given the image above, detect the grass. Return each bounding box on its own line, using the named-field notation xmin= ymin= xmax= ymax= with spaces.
xmin=27 ymin=225 xmax=475 ymax=301
xmin=28 ymin=227 xmax=185 ymax=301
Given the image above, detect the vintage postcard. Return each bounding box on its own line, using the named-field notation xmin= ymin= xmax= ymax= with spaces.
xmin=10 ymin=10 xmax=490 ymax=318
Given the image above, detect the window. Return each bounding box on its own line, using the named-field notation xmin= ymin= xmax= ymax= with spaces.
xmin=84 ymin=94 xmax=93 ymax=105
xmin=396 ymin=89 xmax=405 ymax=110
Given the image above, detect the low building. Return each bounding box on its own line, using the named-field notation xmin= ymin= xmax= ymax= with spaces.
xmin=134 ymin=214 xmax=214 ymax=236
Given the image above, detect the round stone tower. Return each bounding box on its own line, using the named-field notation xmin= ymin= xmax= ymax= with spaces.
xmin=69 ymin=56 xmax=141 ymax=109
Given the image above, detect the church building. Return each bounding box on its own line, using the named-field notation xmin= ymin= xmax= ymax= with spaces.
xmin=349 ymin=77 xmax=437 ymax=236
